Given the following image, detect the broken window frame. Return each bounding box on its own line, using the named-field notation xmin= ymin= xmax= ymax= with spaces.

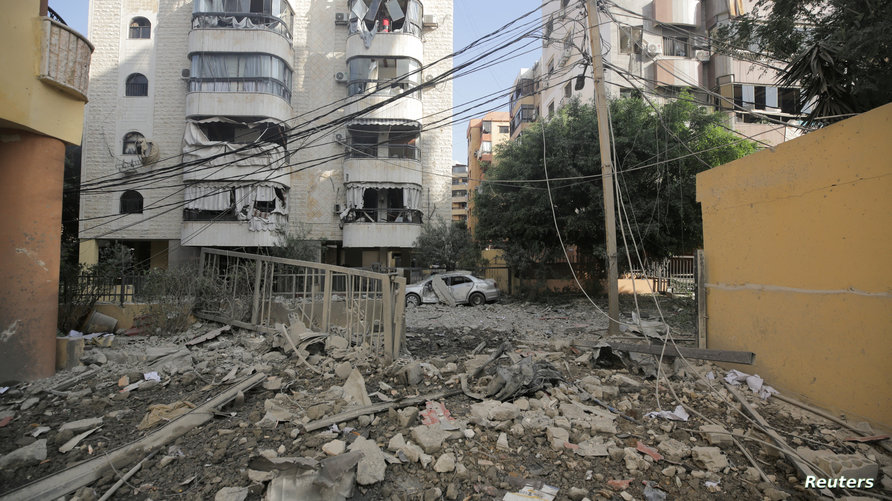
xmin=129 ymin=17 xmax=151 ymax=39
xmin=662 ymin=35 xmax=690 ymax=57
xmin=122 ymin=131 xmax=146 ymax=155
xmin=619 ymin=25 xmax=642 ymax=54
xmin=189 ymin=52 xmax=293 ymax=101
xmin=347 ymin=0 xmax=423 ymax=37
xmin=346 ymin=56 xmax=422 ymax=98
xmin=346 ymin=126 xmax=421 ymax=161
xmin=192 ymin=0 xmax=294 ymax=40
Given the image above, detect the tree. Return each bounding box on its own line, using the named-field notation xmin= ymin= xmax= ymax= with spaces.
xmin=473 ymin=96 xmax=756 ymax=277
xmin=716 ymin=0 xmax=892 ymax=125
xmin=413 ymin=218 xmax=481 ymax=271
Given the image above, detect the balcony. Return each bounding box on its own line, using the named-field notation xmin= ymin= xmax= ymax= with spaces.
xmin=188 ymin=28 xmax=293 ymax=64
xmin=344 ymin=153 xmax=422 ymax=186
xmin=347 ymin=0 xmax=424 ymax=42
xmin=653 ymin=58 xmax=701 ymax=87
xmin=342 ymin=210 xmax=423 ymax=248
xmin=654 ymin=0 xmax=700 ymax=26
xmin=186 ymin=88 xmax=292 ymax=121
xmin=345 ymin=89 xmax=422 ymax=123
xmin=39 ymin=17 xmax=93 ymax=101
xmin=181 ymin=220 xmax=283 ymax=247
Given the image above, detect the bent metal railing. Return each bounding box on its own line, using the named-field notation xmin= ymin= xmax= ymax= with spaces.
xmin=197 ymin=248 xmax=406 ymax=362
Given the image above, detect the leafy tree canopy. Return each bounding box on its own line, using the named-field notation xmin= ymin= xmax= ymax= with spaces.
xmin=413 ymin=218 xmax=482 ymax=271
xmin=717 ymin=0 xmax=892 ymax=125
xmin=473 ymin=96 xmax=757 ymax=277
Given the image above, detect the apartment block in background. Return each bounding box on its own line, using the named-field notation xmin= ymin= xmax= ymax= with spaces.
xmin=79 ymin=0 xmax=453 ymax=270
xmin=511 ymin=0 xmax=804 ymax=147
xmin=465 ymin=111 xmax=510 ymax=234
xmin=451 ymin=163 xmax=468 ymax=222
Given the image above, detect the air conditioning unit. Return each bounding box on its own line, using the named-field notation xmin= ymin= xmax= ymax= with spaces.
xmin=334 ymin=12 xmax=348 ymax=25
xmin=181 ymin=68 xmax=190 ymax=78
xmin=334 ymin=72 xmax=347 ymax=83
xmin=644 ymin=43 xmax=661 ymax=57
xmin=422 ymin=14 xmax=437 ymax=28
xmin=335 ymin=133 xmax=344 ymax=143
xmin=695 ymin=50 xmax=710 ymax=62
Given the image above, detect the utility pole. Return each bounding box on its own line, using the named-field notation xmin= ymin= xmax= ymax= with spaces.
xmin=585 ymin=0 xmax=620 ymax=335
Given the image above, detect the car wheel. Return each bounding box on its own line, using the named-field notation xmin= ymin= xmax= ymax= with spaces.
xmin=468 ymin=292 xmax=486 ymax=306
xmin=406 ymin=293 xmax=421 ymax=306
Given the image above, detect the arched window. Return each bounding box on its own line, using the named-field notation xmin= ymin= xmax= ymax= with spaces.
xmin=125 ymin=73 xmax=148 ymax=96
xmin=129 ymin=17 xmax=151 ymax=39
xmin=122 ymin=132 xmax=146 ymax=155
xmin=120 ymin=190 xmax=144 ymax=214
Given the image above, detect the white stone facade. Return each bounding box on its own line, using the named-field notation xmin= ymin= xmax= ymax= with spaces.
xmin=80 ymin=0 xmax=453 ymax=266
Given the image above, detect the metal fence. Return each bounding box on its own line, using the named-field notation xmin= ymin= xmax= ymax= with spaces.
xmin=648 ymin=255 xmax=696 ymax=295
xmin=60 ymin=273 xmax=145 ymax=306
xmin=198 ymin=248 xmax=406 ymax=362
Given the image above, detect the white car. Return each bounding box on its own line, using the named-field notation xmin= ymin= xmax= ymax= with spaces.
xmin=405 ymin=273 xmax=499 ymax=306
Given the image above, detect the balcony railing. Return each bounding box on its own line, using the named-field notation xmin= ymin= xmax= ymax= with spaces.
xmin=188 ymin=77 xmax=291 ymax=101
xmin=347 ymin=143 xmax=420 ymax=160
xmin=192 ymin=12 xmax=292 ymax=39
xmin=343 ymin=208 xmax=423 ymax=224
xmin=39 ymin=17 xmax=93 ymax=101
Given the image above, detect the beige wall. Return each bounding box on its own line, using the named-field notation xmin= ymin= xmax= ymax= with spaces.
xmin=697 ymin=103 xmax=892 ymax=428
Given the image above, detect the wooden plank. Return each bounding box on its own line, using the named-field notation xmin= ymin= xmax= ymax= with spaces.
xmin=304 ymin=388 xmax=463 ymax=432
xmin=574 ymin=340 xmax=755 ymax=365
xmin=696 ymin=249 xmax=707 ymax=349
xmin=0 ymin=373 xmax=265 ymax=501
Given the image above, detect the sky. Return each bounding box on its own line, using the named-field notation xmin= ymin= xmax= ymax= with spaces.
xmin=50 ymin=0 xmax=542 ymax=165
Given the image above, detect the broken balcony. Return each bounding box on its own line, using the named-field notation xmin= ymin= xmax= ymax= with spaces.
xmin=181 ymin=118 xmax=290 ymax=184
xmin=192 ymin=0 xmax=294 ymax=40
xmin=348 ymin=0 xmax=423 ymax=39
xmin=345 ymin=56 xmax=423 ymax=122
xmin=343 ymin=125 xmax=422 ymax=186
xmin=341 ymin=185 xmax=422 ymax=248
xmin=181 ymin=183 xmax=288 ymax=247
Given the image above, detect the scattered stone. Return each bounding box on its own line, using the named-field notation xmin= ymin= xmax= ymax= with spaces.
xmin=402 ymin=363 xmax=423 ymax=386
xmin=398 ymin=407 xmax=419 ymax=428
xmin=576 ymin=438 xmax=609 ymax=457
xmin=546 ymin=426 xmax=570 ymax=450
xmin=322 ymin=439 xmax=346 ymax=456
xmin=306 ymin=403 xmax=333 ymax=421
xmin=434 ymin=452 xmax=456 ymax=473
xmin=691 ymin=447 xmax=729 ymax=472
xmin=607 ymin=479 xmax=632 ymax=491
xmin=59 ymin=417 xmax=103 ymax=433
xmin=568 ymin=487 xmax=588 ymax=501
xmin=262 ymin=376 xmax=283 ymax=391
xmin=20 ymin=397 xmax=40 ymax=411
xmin=327 ymin=335 xmax=349 ymax=350
xmin=81 ymin=350 xmax=107 ymax=366
xmin=658 ymin=438 xmax=691 ymax=462
xmin=349 ymin=436 xmax=387 ymax=485
xmin=388 ymin=433 xmax=406 ymax=452
xmin=699 ymin=424 xmax=733 ymax=446
xmin=497 ymin=432 xmax=510 ymax=451
xmin=214 ymin=486 xmax=249 ymax=501
xmin=335 ymin=361 xmax=353 ymax=380
xmin=0 ymin=439 xmax=47 ymax=470
xmin=796 ymin=448 xmax=879 ymax=480
xmin=623 ymin=447 xmax=651 ymax=472
xmin=411 ymin=424 xmax=451 ymax=454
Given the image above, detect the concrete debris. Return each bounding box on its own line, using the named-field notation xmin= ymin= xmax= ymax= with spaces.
xmin=137 ymin=401 xmax=196 ymax=430
xmin=214 ymin=486 xmax=249 ymax=501
xmin=59 ymin=426 xmax=100 ymax=453
xmin=691 ymin=447 xmax=729 ymax=472
xmin=0 ymin=439 xmax=47 ymax=470
xmin=503 ymin=482 xmax=559 ymax=501
xmin=724 ymin=369 xmax=778 ymax=400
xmin=699 ymin=424 xmax=734 ymax=446
xmin=59 ymin=417 xmax=103 ymax=433
xmin=411 ymin=423 xmax=451 ymax=454
xmin=434 ymin=452 xmax=456 ymax=473
xmin=348 ymin=436 xmax=387 ymax=485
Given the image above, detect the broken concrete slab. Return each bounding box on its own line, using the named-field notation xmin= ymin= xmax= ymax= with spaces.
xmin=322 ymin=439 xmax=346 ymax=456
xmin=691 ymin=447 xmax=729 ymax=472
xmin=434 ymin=452 xmax=456 ymax=473
xmin=411 ymin=423 xmax=451 ymax=454
xmin=59 ymin=417 xmax=103 ymax=433
xmin=342 ymin=368 xmax=373 ymax=408
xmin=796 ymin=447 xmax=879 ymax=480
xmin=699 ymin=424 xmax=733 ymax=446
xmin=0 ymin=439 xmax=47 ymax=470
xmin=214 ymin=486 xmax=249 ymax=501
xmin=348 ymin=436 xmax=386 ymax=485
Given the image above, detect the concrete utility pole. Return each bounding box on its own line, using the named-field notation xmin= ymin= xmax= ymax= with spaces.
xmin=585 ymin=0 xmax=620 ymax=335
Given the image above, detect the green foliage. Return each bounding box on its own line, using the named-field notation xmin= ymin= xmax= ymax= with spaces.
xmin=135 ymin=266 xmax=228 ymax=335
xmin=474 ymin=96 xmax=756 ymax=277
xmin=413 ymin=217 xmax=482 ymax=271
xmin=57 ymin=242 xmax=133 ymax=333
xmin=716 ymin=0 xmax=892 ymax=125
xmin=267 ymin=224 xmax=319 ymax=262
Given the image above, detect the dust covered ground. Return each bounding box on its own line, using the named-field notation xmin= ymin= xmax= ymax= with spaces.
xmin=0 ymin=297 xmax=889 ymax=500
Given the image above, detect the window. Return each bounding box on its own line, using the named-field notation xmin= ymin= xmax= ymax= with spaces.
xmin=561 ymin=0 xmax=570 ymax=8
xmin=619 ymin=26 xmax=642 ymax=54
xmin=547 ymin=57 xmax=555 ymax=75
xmin=498 ymin=126 xmax=509 ymax=134
xmin=480 ymin=141 xmax=492 ymax=153
xmin=122 ymin=132 xmax=146 ymax=155
xmin=346 ymin=56 xmax=421 ymax=97
xmin=482 ymin=121 xmax=492 ymax=134
xmin=548 ymin=101 xmax=555 ymax=118
xmin=193 ymin=0 xmax=295 ymax=39
xmin=662 ymin=36 xmax=689 ymax=57
xmin=129 ymin=17 xmax=151 ymax=39
xmin=347 ymin=0 xmax=424 ymax=38
xmin=120 ymin=190 xmax=144 ymax=214
xmin=544 ymin=16 xmax=553 ymax=40
xmin=125 ymin=73 xmax=148 ymax=96
xmin=564 ymin=81 xmax=572 ymax=99
xmin=189 ymin=53 xmax=293 ymax=101
xmin=452 ymin=190 xmax=467 ymax=198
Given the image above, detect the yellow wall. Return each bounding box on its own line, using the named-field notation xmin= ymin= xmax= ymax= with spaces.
xmin=0 ymin=0 xmax=89 ymax=144
xmin=696 ymin=103 xmax=892 ymax=428
xmin=80 ymin=239 xmax=100 ymax=266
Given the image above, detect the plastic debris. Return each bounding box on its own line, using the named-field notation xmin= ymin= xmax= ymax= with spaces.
xmin=724 ymin=370 xmax=778 ymax=400
xmin=502 ymin=482 xmax=559 ymax=501
xmin=645 ymin=405 xmax=690 ymax=422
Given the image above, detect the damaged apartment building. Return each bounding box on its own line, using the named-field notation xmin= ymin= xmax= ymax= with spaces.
xmin=79 ymin=0 xmax=453 ymax=269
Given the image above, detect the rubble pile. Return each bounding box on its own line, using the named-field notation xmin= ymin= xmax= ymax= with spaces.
xmin=0 ymin=299 xmax=889 ymax=500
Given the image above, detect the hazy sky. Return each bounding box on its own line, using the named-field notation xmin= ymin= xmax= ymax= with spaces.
xmin=50 ymin=0 xmax=542 ymax=165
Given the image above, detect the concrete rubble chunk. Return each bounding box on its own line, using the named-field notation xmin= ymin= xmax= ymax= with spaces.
xmin=434 ymin=452 xmax=456 ymax=473
xmin=411 ymin=424 xmax=451 ymax=454
xmin=691 ymin=447 xmax=728 ymax=472
xmin=388 ymin=433 xmax=406 ymax=452
xmin=546 ymin=426 xmax=570 ymax=450
xmin=657 ymin=438 xmax=692 ymax=462
xmin=398 ymin=407 xmax=419 ymax=428
xmin=496 ymin=432 xmax=510 ymax=451
xmin=576 ymin=438 xmax=609 ymax=457
xmin=348 ymin=436 xmax=386 ymax=485
xmin=402 ymin=362 xmax=423 ymax=386
xmin=0 ymin=439 xmax=47 ymax=470
xmin=699 ymin=424 xmax=733 ymax=446
xmin=59 ymin=417 xmax=103 ymax=433
xmin=214 ymin=486 xmax=249 ymax=501
xmin=795 ymin=447 xmax=879 ymax=480
xmin=322 ymin=439 xmax=346 ymax=456
xmin=624 ymin=447 xmax=651 ymax=472
xmin=327 ymin=335 xmax=349 ymax=351
xmin=342 ymin=368 xmax=372 ymax=407
xmin=334 ymin=362 xmax=353 ymax=380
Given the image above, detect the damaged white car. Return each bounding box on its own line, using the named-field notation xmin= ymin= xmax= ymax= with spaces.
xmin=405 ymin=273 xmax=499 ymax=306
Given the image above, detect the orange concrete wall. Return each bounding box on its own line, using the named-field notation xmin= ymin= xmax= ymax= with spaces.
xmin=0 ymin=130 xmax=65 ymax=381
xmin=696 ymin=103 xmax=892 ymax=428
